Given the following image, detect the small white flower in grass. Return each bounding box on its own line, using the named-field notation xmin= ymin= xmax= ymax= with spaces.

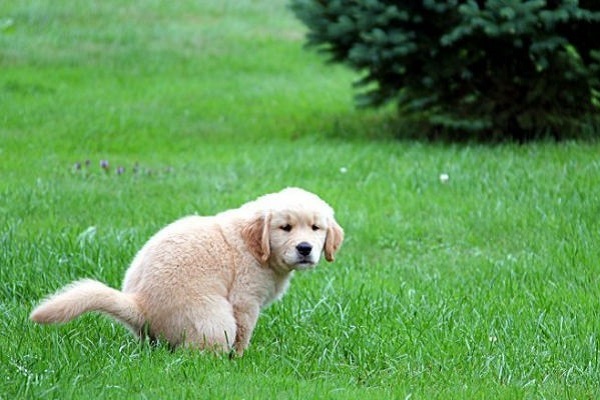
xmin=340 ymin=167 xmax=348 ymax=174
xmin=439 ymin=173 xmax=449 ymax=183
xmin=488 ymin=335 xmax=498 ymax=343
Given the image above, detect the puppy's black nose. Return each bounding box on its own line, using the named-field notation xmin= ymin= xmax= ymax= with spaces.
xmin=296 ymin=242 xmax=312 ymax=256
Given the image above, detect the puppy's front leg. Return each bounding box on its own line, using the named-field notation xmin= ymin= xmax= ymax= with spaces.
xmin=232 ymin=302 xmax=260 ymax=356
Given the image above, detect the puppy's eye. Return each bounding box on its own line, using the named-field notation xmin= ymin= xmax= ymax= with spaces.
xmin=312 ymin=224 xmax=320 ymax=231
xmin=280 ymin=224 xmax=292 ymax=232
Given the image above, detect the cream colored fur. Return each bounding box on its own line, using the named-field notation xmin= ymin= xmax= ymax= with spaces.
xmin=30 ymin=188 xmax=344 ymax=355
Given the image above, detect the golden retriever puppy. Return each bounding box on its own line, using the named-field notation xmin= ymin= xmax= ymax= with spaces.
xmin=30 ymin=187 xmax=344 ymax=355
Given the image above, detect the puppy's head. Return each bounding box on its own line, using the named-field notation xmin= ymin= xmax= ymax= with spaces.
xmin=241 ymin=188 xmax=344 ymax=271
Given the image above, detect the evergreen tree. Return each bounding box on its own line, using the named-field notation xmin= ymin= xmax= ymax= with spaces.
xmin=290 ymin=0 xmax=600 ymax=140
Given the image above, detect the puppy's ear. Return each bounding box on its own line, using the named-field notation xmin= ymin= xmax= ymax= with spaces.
xmin=324 ymin=219 xmax=344 ymax=262
xmin=242 ymin=213 xmax=271 ymax=264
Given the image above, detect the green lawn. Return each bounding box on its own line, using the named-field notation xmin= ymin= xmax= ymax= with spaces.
xmin=1 ymin=0 xmax=599 ymax=398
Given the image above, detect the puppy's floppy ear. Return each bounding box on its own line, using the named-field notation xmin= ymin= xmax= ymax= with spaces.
xmin=324 ymin=218 xmax=344 ymax=262
xmin=242 ymin=212 xmax=271 ymax=264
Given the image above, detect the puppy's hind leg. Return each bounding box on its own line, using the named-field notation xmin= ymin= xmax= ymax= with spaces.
xmin=181 ymin=296 xmax=237 ymax=353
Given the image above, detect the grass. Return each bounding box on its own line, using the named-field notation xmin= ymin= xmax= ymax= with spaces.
xmin=1 ymin=0 xmax=600 ymax=398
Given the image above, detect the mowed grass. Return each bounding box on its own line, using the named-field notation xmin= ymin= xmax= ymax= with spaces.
xmin=1 ymin=0 xmax=600 ymax=398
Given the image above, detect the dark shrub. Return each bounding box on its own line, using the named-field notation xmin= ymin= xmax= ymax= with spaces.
xmin=290 ymin=0 xmax=600 ymax=140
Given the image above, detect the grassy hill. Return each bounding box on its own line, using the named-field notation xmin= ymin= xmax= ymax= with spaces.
xmin=1 ymin=1 xmax=599 ymax=398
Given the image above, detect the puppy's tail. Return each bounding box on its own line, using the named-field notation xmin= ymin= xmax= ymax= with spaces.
xmin=30 ymin=279 xmax=144 ymax=332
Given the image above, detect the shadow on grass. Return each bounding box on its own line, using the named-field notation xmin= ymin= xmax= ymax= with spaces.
xmin=319 ymin=107 xmax=600 ymax=145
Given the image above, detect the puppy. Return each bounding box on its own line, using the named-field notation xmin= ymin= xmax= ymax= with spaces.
xmin=30 ymin=187 xmax=344 ymax=355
